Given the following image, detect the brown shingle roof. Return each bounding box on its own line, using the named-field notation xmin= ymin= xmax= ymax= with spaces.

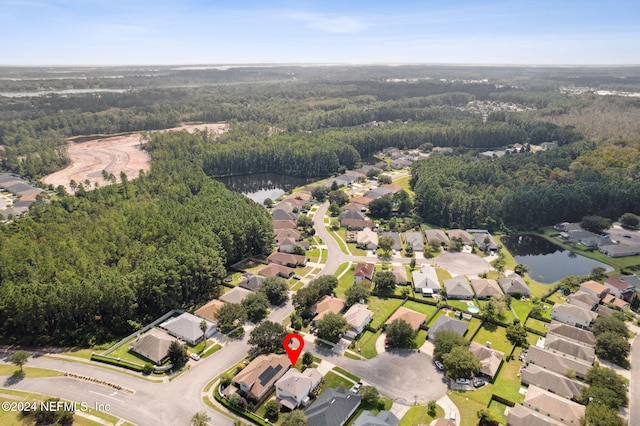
xmin=385 ymin=307 xmax=426 ymax=331
xmin=354 ymin=263 xmax=375 ymax=278
xmin=311 ymin=295 xmax=346 ymax=321
xmin=194 ymin=299 xmax=225 ymax=323
xmin=547 ymin=321 xmax=596 ymax=347
xmin=234 ymin=354 xmax=290 ymax=401
xmin=523 ymin=385 xmax=585 ymax=425
xmin=469 ymin=341 xmax=504 ymax=378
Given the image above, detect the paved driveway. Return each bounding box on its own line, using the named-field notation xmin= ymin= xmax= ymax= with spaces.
xmin=309 ymin=346 xmax=448 ymax=406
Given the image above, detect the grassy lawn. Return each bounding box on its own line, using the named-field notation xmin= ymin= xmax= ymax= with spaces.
xmin=435 ymin=268 xmax=452 ymax=282
xmin=357 ymin=330 xmax=381 ymax=359
xmin=448 ymin=391 xmax=486 ymax=426
xmin=525 ymin=317 xmax=549 ymax=334
xmin=403 ymin=301 xmax=438 ymax=320
xmin=447 ymin=299 xmax=472 ymax=311
xmin=201 ymin=343 xmax=222 ymax=359
xmin=392 ymin=175 xmax=414 ymax=197
xmin=307 ymin=247 xmax=321 ymax=262
xmin=368 ymin=296 xmax=404 ymax=329
xmin=0 ymin=365 xmax=63 ymax=378
xmin=477 ymin=300 xmax=517 ymax=324
xmin=488 ymin=399 xmax=509 ymax=424
xmin=107 ymin=338 xmax=148 ymax=365
xmin=427 ymin=310 xmax=446 ymax=327
xmin=60 ymin=348 xmax=97 ymax=360
xmin=415 ymin=329 xmax=428 ymax=348
xmin=346 ymin=397 xmax=393 ymax=426
xmin=527 ymin=278 xmax=556 ymax=299
xmin=465 ymin=317 xmax=483 ymax=338
xmin=398 ymin=404 xmax=444 ymax=426
xmin=336 ymin=267 xmax=356 ymax=298
xmin=472 ymin=323 xmax=514 ymax=355
xmin=334 ymin=262 xmax=352 ymax=279
xmin=321 ymin=371 xmax=355 ymax=392
xmin=347 ymin=243 xmax=368 ymax=256
xmin=329 ymin=228 xmax=351 ymax=255
xmin=333 ymin=367 xmax=360 ymax=382
xmin=290 ymin=280 xmax=304 ymax=291
xmin=510 ymin=299 xmax=533 ymax=322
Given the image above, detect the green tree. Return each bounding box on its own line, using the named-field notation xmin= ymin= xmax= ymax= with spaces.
xmin=442 ymin=345 xmax=481 ymax=380
xmin=581 ymin=403 xmax=625 ymax=426
xmin=191 ymin=411 xmax=211 ymax=426
xmin=248 ymin=321 xmax=288 ymax=355
xmin=386 ymin=319 xmax=415 ymax=349
xmin=168 ymin=341 xmax=188 ymax=368
xmin=368 ymin=194 xmax=393 ymax=219
xmin=592 ymin=314 xmax=628 ymax=338
xmin=595 ymin=331 xmax=630 ymax=367
xmin=374 ymin=270 xmax=396 ymax=293
xmin=620 ymin=212 xmax=639 ymax=228
xmin=477 ymin=409 xmax=497 ymax=426
xmin=378 ymin=174 xmax=392 ymax=185
xmin=377 ymin=236 xmax=395 ymax=258
xmin=329 ymin=202 xmax=341 ymax=216
xmin=9 ymin=350 xmax=29 ymax=372
xmin=259 ymin=276 xmax=289 ymax=305
xmin=281 ymin=409 xmax=307 ymax=426
xmin=316 ymin=312 xmax=349 ymax=343
xmin=263 ymin=198 xmax=274 ymax=208
xmin=215 ymin=303 xmax=248 ymax=333
xmin=580 ymin=364 xmax=628 ymax=409
xmin=264 ymin=400 xmax=280 ymax=422
xmin=296 ymin=215 xmax=314 ymax=228
xmin=328 ymin=189 xmax=349 ymax=206
xmin=514 ymin=263 xmax=528 ymax=276
xmin=302 ymin=351 xmax=314 ymax=366
xmin=506 ymin=322 xmax=528 ymax=346
xmin=590 ymin=267 xmax=607 ymax=281
xmin=242 ymin=292 xmax=270 ymax=322
xmin=199 ymin=320 xmax=208 ymax=349
xmin=427 ymin=400 xmax=437 ymax=417
xmin=311 ymin=186 xmax=329 ymax=202
xmin=433 ymin=330 xmax=469 ymax=362
xmin=345 ymin=282 xmax=371 ymax=306
xmin=581 ymin=216 xmax=610 ymax=233
xmin=360 ymin=385 xmax=380 ymax=406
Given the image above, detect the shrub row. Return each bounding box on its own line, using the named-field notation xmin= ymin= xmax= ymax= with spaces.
xmin=214 ymin=384 xmax=270 ymax=426
xmin=90 ymin=353 xmax=144 ymax=373
xmin=64 ymin=371 xmax=133 ymax=393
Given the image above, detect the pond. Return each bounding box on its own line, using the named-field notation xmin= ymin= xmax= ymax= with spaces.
xmin=501 ymin=234 xmax=613 ymax=284
xmin=217 ymin=173 xmax=316 ymax=204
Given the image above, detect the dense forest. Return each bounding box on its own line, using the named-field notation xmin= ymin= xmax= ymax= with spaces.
xmin=1 ymin=64 xmax=639 ymax=344
xmin=0 ymin=163 xmax=272 ymax=344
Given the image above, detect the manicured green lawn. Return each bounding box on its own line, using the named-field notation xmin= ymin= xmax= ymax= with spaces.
xmin=357 ymin=330 xmax=381 ymax=359
xmin=336 ymin=264 xmax=356 ymax=298
xmin=447 ymin=299 xmax=472 ymax=311
xmin=0 ymin=365 xmax=63 ymax=378
xmin=368 ymin=296 xmax=404 ymax=329
xmin=472 ymin=323 xmax=514 ymax=355
xmin=465 ymin=317 xmax=483 ymax=339
xmin=329 ymin=228 xmax=350 ymax=255
xmin=403 ymin=301 xmax=438 ymax=320
xmin=346 ymin=397 xmax=393 ymax=426
xmin=334 ymin=262 xmax=352 ymax=279
xmin=333 ymin=367 xmax=360 ymax=382
xmin=108 ymin=338 xmax=148 ymax=365
xmin=448 ymin=391 xmax=485 ymax=426
xmin=321 ymin=371 xmax=355 ymax=391
xmin=398 ymin=404 xmax=444 ymax=426
xmin=525 ymin=317 xmax=549 ymax=334
xmin=290 ymin=280 xmax=304 ymax=291
xmin=415 ymin=329 xmax=427 ymax=348
xmin=510 ymin=299 xmax=533 ymax=322
xmin=488 ymin=399 xmax=509 ymax=424
xmin=307 ymin=248 xmax=321 ymax=262
xmin=392 ymin=175 xmax=414 ymax=197
xmin=436 ymin=268 xmax=452 ymax=282
xmin=60 ymin=348 xmax=95 ymax=360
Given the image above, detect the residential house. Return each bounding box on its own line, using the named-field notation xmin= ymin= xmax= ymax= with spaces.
xmin=267 ymin=252 xmax=307 ymax=267
xmin=219 ymin=287 xmax=253 ymax=304
xmin=470 ymin=278 xmax=503 ymax=300
xmin=350 ymin=196 xmax=374 ymax=206
xmin=470 ymin=231 xmax=498 ymax=252
xmin=520 ymin=364 xmax=587 ymax=400
xmin=384 ymin=307 xmax=426 ymax=331
xmin=274 ymin=228 xmax=301 ymax=245
xmin=234 ymin=354 xmax=290 ymax=402
xmin=275 ymin=368 xmax=322 ymax=410
xmin=356 ymin=228 xmax=379 ymax=251
xmin=546 ymin=321 xmax=596 ymax=347
xmin=412 ymin=264 xmax=440 ymax=296
xmin=392 ymin=264 xmax=409 ymax=285
xmin=599 ymin=244 xmax=640 ymax=258
xmin=342 ymin=202 xmax=365 ymax=212
xmin=311 ymin=295 xmax=346 ymax=322
xmin=353 ymin=263 xmax=375 ymax=285
xmin=129 ymin=328 xmax=178 ymax=365
xmin=469 ymin=341 xmax=504 ymax=379
xmin=507 ymin=404 xmax=565 ymax=426
xmin=542 ymin=334 xmax=596 ymax=363
xmin=579 ymin=280 xmax=609 ymax=299
xmin=498 ymin=273 xmax=531 ymax=297
xmin=238 ymin=273 xmax=265 ymax=292
xmin=381 ymin=184 xmax=403 ymax=194
xmin=339 ymin=209 xmax=366 ymax=222
xmin=160 ymin=312 xmax=216 ymax=345
xmin=604 ymin=276 xmax=634 ymax=300
xmin=271 ymin=208 xmax=296 ymax=221
xmin=353 ymin=410 xmax=400 ymax=426
xmin=404 ymin=232 xmax=424 ymax=252
xmin=343 ymin=303 xmax=373 ymax=338
xmin=273 ymin=220 xmax=297 ymax=230
xmin=306 ymin=387 xmax=362 ymax=426
xmin=523 ymin=385 xmax=585 ymax=425
xmin=567 ymin=290 xmax=600 ymax=310
xmin=364 ymin=187 xmax=394 ymax=200
xmin=258 ymin=263 xmax=295 ymax=279
xmin=443 ymin=276 xmax=474 ymax=299
xmin=379 ymin=231 xmax=402 ymax=251
xmin=621 ymin=274 xmax=640 ymax=292
xmin=342 ymin=218 xmax=376 ymax=231
xmin=551 ymin=304 xmax=597 ymax=329
xmin=428 ymin=316 xmax=468 ymax=340
xmin=554 ymin=222 xmax=582 ymax=233
xmin=524 ymin=346 xmax=592 ymax=379
xmin=601 ymin=293 xmax=629 ymax=310
xmin=424 ymin=229 xmax=449 ymax=247
xmin=447 ymin=229 xmax=473 ymax=246
xmin=194 ymin=299 xmax=226 ymax=323
xmin=390 ymin=158 xmax=412 ymax=169
xmin=278 ymin=237 xmax=307 ymax=254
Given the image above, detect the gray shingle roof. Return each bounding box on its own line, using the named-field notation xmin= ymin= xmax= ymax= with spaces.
xmin=306 ymin=387 xmax=362 ymax=426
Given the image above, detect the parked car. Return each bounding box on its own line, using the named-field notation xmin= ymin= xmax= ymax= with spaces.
xmin=434 ymin=360 xmax=444 ymax=370
xmin=473 ymin=378 xmax=486 ymax=388
xmin=350 ymin=382 xmax=362 ymax=393
xmin=190 ymin=353 xmax=201 ymax=361
xmin=455 ymin=378 xmax=470 ymax=385
xmin=450 ymin=411 xmax=456 ymax=421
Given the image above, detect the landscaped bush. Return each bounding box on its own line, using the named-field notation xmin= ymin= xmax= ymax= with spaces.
xmin=91 ymin=354 xmax=143 ymax=372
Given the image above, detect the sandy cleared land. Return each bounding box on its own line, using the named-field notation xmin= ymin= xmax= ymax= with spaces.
xmin=43 ymin=123 xmax=228 ymax=192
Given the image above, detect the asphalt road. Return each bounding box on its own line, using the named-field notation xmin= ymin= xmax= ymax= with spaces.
xmin=629 ymin=333 xmax=640 ymax=423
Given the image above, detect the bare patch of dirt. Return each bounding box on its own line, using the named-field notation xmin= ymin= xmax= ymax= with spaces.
xmin=42 ymin=123 xmax=228 ymax=192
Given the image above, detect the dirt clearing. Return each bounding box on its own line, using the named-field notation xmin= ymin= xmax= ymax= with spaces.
xmin=42 ymin=123 xmax=228 ymax=192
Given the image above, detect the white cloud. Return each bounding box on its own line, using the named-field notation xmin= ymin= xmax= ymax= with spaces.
xmin=284 ymin=11 xmax=367 ymax=34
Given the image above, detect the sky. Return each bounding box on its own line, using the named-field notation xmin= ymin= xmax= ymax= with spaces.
xmin=1 ymin=0 xmax=639 ymax=65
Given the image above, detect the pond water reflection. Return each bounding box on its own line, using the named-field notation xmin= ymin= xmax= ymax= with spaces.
xmin=217 ymin=173 xmax=316 ymax=205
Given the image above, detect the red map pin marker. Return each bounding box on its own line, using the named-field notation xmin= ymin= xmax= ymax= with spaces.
xmin=283 ymin=333 xmax=304 ymax=366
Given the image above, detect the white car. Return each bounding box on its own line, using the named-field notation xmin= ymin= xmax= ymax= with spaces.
xmin=349 ymin=382 xmax=362 ymax=393
xmin=455 ymin=378 xmax=470 ymax=385
xmin=189 ymin=353 xmax=201 ymax=361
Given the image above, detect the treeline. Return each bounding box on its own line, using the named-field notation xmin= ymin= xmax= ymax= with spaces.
xmin=411 ymin=140 xmax=640 ymax=230
xmin=0 ymin=163 xmax=272 ymax=345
